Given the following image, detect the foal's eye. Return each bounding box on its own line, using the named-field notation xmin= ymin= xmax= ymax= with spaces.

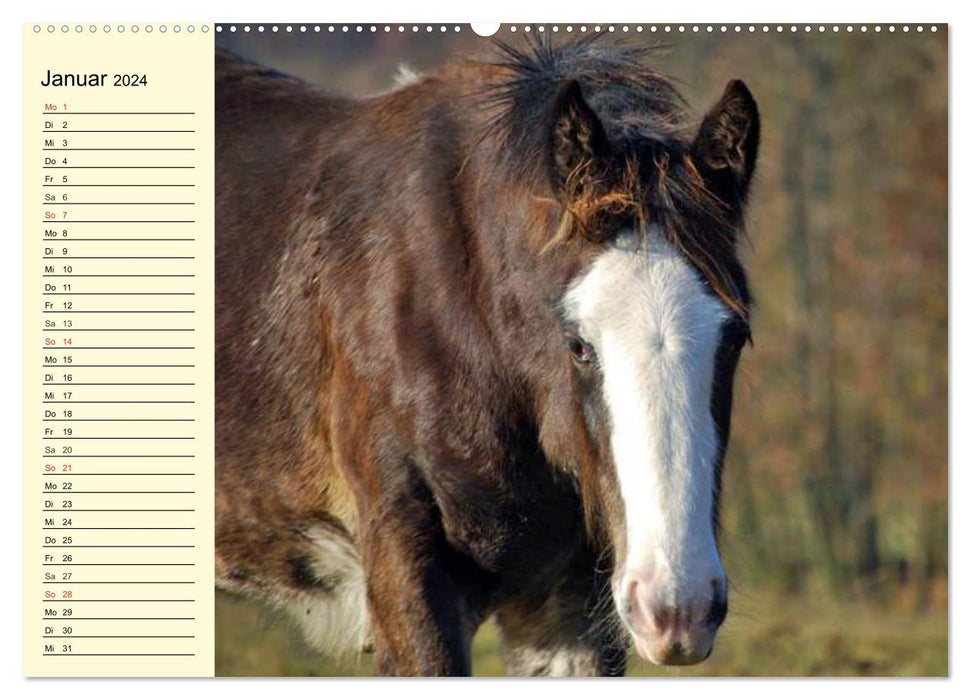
xmin=567 ymin=335 xmax=594 ymax=365
xmin=725 ymin=318 xmax=753 ymax=352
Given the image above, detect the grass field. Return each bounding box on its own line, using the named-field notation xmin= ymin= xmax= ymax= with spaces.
xmin=215 ymin=587 xmax=947 ymax=677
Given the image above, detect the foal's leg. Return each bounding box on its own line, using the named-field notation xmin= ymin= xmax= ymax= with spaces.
xmin=496 ymin=577 xmax=627 ymax=676
xmin=358 ymin=483 xmax=482 ymax=676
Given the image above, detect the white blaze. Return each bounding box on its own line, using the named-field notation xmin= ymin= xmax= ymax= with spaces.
xmin=564 ymin=230 xmax=729 ymax=595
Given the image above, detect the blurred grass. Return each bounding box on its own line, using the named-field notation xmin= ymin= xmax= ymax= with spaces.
xmin=215 ymin=587 xmax=946 ymax=677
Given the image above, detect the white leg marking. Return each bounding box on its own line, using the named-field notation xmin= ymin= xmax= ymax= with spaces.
xmin=283 ymin=527 xmax=371 ymax=655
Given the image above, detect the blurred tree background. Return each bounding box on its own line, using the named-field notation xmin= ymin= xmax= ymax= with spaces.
xmin=215 ymin=25 xmax=948 ymax=676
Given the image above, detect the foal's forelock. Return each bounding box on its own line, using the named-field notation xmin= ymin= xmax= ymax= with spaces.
xmin=480 ymin=38 xmax=752 ymax=320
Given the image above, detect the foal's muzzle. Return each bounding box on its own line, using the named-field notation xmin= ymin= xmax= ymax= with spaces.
xmin=617 ymin=571 xmax=728 ymax=666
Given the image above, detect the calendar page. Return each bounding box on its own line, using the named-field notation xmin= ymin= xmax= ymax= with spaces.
xmin=20 ymin=20 xmax=949 ymax=679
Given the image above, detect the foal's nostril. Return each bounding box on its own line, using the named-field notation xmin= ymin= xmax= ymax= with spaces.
xmin=651 ymin=606 xmax=674 ymax=633
xmin=704 ymin=581 xmax=728 ymax=628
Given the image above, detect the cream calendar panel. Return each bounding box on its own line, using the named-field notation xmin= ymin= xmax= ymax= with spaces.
xmin=22 ymin=23 xmax=215 ymax=677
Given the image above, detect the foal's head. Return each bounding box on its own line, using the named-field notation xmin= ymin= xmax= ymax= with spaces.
xmin=486 ymin=41 xmax=759 ymax=665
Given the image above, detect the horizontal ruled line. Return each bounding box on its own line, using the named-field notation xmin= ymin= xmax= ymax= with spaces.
xmin=39 ymin=455 xmax=195 ymax=458
xmin=44 ymin=548 xmax=195 ymax=551
xmin=44 ymin=184 xmax=195 ymax=187
xmin=43 ymin=400 xmax=195 ymax=404
xmin=41 ymin=202 xmax=195 ymax=205
xmin=43 ymin=166 xmax=195 ymax=169
xmin=41 ymin=366 xmax=195 ymax=369
xmin=43 ymin=130 xmax=195 ymax=133
xmin=43 ymin=582 xmax=195 ymax=584
xmin=43 ymin=418 xmax=195 ymax=420
xmin=43 ymin=311 xmax=195 ymax=314
xmin=43 ymin=111 xmax=196 ymax=115
xmin=42 ymin=564 xmax=195 ymax=567
xmin=42 ymin=617 xmax=193 ymax=620
xmin=40 ymin=329 xmax=195 ymax=332
xmin=44 ymin=383 xmax=194 ymax=387
xmin=42 ymin=491 xmax=195 ymax=494
xmin=43 ymin=382 xmax=195 ymax=385
xmin=41 ymin=238 xmax=197 ymax=242
xmin=43 ymin=527 xmax=195 ymax=530
xmin=43 ymin=510 xmax=195 ymax=512
xmin=43 ymin=293 xmax=195 ymax=296
xmin=42 ymin=653 xmax=196 ymax=656
xmin=43 ymin=148 xmax=195 ymax=152
xmin=43 ymin=635 xmax=196 ymax=638
xmin=42 ymin=599 xmax=196 ymax=602
xmin=43 ymin=274 xmax=195 ymax=278
xmin=43 ymin=364 xmax=195 ymax=367
xmin=41 ymin=222 xmax=195 ymax=225
xmin=42 ymin=436 xmax=194 ymax=439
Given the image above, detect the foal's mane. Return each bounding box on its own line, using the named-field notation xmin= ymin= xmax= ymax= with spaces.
xmin=475 ymin=35 xmax=750 ymax=318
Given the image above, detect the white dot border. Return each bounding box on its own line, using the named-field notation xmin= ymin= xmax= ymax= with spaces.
xmin=30 ymin=23 xmax=210 ymax=34
xmin=30 ymin=23 xmax=942 ymax=36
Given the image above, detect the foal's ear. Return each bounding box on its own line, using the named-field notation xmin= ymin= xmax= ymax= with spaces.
xmin=691 ymin=79 xmax=760 ymax=206
xmin=549 ymin=80 xmax=608 ymax=196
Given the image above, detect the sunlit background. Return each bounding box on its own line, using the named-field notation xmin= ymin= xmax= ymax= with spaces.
xmin=214 ymin=24 xmax=948 ymax=676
